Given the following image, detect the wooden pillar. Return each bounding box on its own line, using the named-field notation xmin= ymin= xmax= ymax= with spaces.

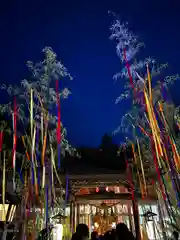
xmin=132 ymin=199 xmax=141 ymax=240
xmin=70 ymin=201 xmax=76 ymax=233
xmin=76 ymin=203 xmax=80 ymax=226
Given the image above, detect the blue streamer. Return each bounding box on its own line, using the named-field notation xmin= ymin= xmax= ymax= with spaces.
xmin=37 ymin=165 xmax=40 ymax=186
xmin=17 ymin=167 xmax=24 ymax=184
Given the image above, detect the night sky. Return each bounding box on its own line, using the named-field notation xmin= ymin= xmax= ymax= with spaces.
xmin=1 ymin=0 xmax=180 ymax=147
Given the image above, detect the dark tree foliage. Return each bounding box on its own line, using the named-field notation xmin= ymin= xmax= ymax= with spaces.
xmin=64 ymin=134 xmax=134 ymax=173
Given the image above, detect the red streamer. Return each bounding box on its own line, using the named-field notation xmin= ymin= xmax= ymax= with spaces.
xmin=12 ymin=96 xmax=17 ymax=168
xmin=56 ymin=80 xmax=61 ymax=143
xmin=123 ymin=48 xmax=135 ymax=89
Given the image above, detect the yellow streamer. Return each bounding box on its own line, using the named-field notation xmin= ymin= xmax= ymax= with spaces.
xmin=170 ymin=138 xmax=180 ymax=171
xmin=30 ymin=89 xmax=33 ymax=139
xmin=50 ymin=144 xmax=56 ymax=201
xmin=132 ymin=144 xmax=145 ymax=198
xmin=36 ymin=93 xmax=45 ymax=148
xmin=137 ymin=139 xmax=147 ymax=196
xmin=147 ymin=64 xmax=152 ymax=102
xmin=50 ymin=142 xmax=62 ymax=186
xmin=143 ymin=84 xmax=163 ymax=159
xmin=41 ymin=128 xmax=47 ymax=165
xmin=41 ymin=112 xmax=44 ymax=147
xmin=144 ymin=90 xmax=163 ymax=167
xmin=21 ymin=136 xmax=30 ymax=161
xmin=32 ymin=125 xmax=38 ymax=196
xmin=159 ymin=102 xmax=180 ymax=170
xmin=42 ymin=121 xmax=48 ymax=190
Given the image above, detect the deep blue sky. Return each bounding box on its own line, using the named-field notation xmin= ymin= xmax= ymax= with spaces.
xmin=1 ymin=0 xmax=180 ymax=147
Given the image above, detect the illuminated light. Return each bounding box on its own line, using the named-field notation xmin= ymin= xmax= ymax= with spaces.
xmin=106 ymin=186 xmax=109 ymax=192
xmin=8 ymin=205 xmax=16 ymax=222
xmin=92 ymin=206 xmax=96 ymax=215
xmin=0 ymin=204 xmax=16 ymax=222
xmin=0 ymin=204 xmax=9 ymax=221
xmin=146 ymin=221 xmax=157 ymax=239
xmin=52 ymin=224 xmax=63 ymax=240
xmin=112 ymin=222 xmax=116 ymax=229
xmin=116 ymin=204 xmax=128 ymax=214
xmin=114 ymin=186 xmax=120 ymax=193
xmin=96 ymin=187 xmax=99 ymax=192
xmin=65 ymin=206 xmax=70 ymax=216
xmin=94 ymin=222 xmax=99 ymax=228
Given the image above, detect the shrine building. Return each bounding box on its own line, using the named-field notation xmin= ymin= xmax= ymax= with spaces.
xmin=66 ymin=163 xmax=158 ymax=237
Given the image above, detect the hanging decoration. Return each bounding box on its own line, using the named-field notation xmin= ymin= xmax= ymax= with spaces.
xmin=0 ymin=47 xmax=75 ymax=238
xmin=110 ymin=15 xmax=180 ymax=238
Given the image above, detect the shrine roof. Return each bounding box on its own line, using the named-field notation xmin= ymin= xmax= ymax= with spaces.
xmin=67 ymin=165 xmax=125 ymax=175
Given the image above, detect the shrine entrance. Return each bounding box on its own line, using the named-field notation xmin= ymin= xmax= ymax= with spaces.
xmin=67 ymin=170 xmax=158 ymax=237
xmin=77 ymin=200 xmax=134 ymax=235
xmin=93 ymin=202 xmax=117 ymax=234
xmin=68 ymin=174 xmax=137 ymax=234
